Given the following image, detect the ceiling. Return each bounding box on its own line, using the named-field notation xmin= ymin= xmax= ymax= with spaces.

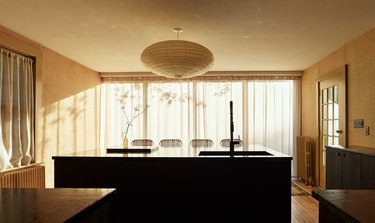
xmin=1 ymin=0 xmax=375 ymax=73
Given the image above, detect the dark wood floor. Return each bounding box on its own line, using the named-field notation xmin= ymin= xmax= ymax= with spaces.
xmin=291 ymin=178 xmax=319 ymax=223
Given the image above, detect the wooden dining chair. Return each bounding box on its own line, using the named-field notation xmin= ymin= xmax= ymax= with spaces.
xmin=131 ymin=139 xmax=154 ymax=146
xmin=190 ymin=139 xmax=214 ymax=148
xmin=159 ymin=139 xmax=183 ymax=147
xmin=220 ymin=139 xmax=244 ymax=148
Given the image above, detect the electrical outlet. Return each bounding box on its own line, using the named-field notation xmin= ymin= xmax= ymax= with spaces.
xmin=354 ymin=119 xmax=364 ymax=128
xmin=365 ymin=126 xmax=370 ymax=136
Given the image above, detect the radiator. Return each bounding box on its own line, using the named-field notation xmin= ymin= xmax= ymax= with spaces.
xmin=0 ymin=164 xmax=45 ymax=188
xmin=297 ymin=136 xmax=312 ymax=185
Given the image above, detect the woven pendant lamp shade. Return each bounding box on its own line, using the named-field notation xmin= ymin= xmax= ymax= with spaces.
xmin=141 ymin=34 xmax=214 ymax=79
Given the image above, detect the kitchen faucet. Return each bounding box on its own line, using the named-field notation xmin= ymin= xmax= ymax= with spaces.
xmin=230 ymin=101 xmax=240 ymax=154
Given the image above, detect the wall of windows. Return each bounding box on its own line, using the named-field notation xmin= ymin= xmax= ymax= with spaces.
xmin=100 ymin=80 xmax=296 ymax=164
xmin=101 ymin=80 xmax=294 ymax=150
xmin=101 ymin=82 xmax=245 ymax=148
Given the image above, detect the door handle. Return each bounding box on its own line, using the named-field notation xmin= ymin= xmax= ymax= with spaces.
xmin=336 ymin=129 xmax=343 ymax=134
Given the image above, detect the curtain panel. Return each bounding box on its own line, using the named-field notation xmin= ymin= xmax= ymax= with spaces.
xmin=100 ymin=79 xmax=300 ymax=176
xmin=0 ymin=48 xmax=34 ymax=171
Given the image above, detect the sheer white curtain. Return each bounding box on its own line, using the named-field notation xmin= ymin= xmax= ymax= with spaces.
xmin=101 ymin=81 xmax=243 ymax=148
xmin=147 ymin=82 xmax=192 ymax=146
xmin=100 ymin=80 xmax=298 ymax=173
xmin=195 ymin=82 xmax=243 ymax=146
xmin=100 ymin=83 xmax=145 ymax=148
xmin=246 ymin=81 xmax=293 ymax=154
xmin=245 ymin=81 xmax=296 ymax=175
xmin=0 ymin=48 xmax=34 ymax=171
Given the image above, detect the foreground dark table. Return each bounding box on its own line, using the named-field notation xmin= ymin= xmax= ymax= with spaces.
xmin=0 ymin=188 xmax=116 ymax=223
xmin=312 ymin=189 xmax=375 ymax=223
xmin=53 ymin=145 xmax=292 ymax=222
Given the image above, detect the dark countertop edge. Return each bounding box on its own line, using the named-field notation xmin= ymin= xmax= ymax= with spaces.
xmin=312 ymin=190 xmax=360 ymax=223
xmin=325 ymin=145 xmax=375 ymax=156
xmin=52 ymin=155 xmax=292 ymax=160
xmin=52 ymin=148 xmax=292 ymax=159
xmin=65 ymin=188 xmax=117 ymax=222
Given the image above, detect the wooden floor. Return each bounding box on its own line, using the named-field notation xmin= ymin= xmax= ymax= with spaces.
xmin=291 ymin=178 xmax=319 ymax=223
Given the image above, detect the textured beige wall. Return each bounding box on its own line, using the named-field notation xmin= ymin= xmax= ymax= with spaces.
xmin=302 ymin=48 xmax=347 ymax=137
xmin=303 ymin=27 xmax=375 ymax=147
xmin=40 ymin=47 xmax=101 ymax=188
xmin=346 ymin=29 xmax=375 ymax=147
xmin=0 ymin=25 xmax=101 ymax=188
xmin=302 ymin=26 xmax=375 ymax=184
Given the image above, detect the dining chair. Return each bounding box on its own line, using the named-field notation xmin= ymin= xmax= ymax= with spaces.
xmin=159 ymin=139 xmax=183 ymax=147
xmin=220 ymin=138 xmax=244 ymax=148
xmin=190 ymin=139 xmax=214 ymax=148
xmin=131 ymin=139 xmax=154 ymax=146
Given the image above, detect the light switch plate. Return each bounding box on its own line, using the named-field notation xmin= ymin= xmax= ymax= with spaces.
xmin=354 ymin=119 xmax=364 ymax=128
xmin=365 ymin=126 xmax=370 ymax=136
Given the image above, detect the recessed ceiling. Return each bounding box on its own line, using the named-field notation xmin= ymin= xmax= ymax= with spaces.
xmin=1 ymin=0 xmax=375 ymax=72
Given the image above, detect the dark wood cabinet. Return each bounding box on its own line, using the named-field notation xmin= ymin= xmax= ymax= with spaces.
xmin=318 ymin=146 xmax=375 ymax=222
xmin=326 ymin=147 xmax=342 ymax=189
xmin=326 ymin=146 xmax=361 ymax=189
xmin=54 ymin=158 xmax=122 ymax=188
xmin=54 ymin=158 xmax=122 ymax=223
xmin=361 ymin=154 xmax=375 ymax=188
xmin=341 ymin=150 xmax=361 ymax=189
xmin=53 ymin=148 xmax=292 ymax=222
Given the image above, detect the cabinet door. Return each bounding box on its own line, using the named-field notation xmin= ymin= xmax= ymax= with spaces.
xmin=342 ymin=151 xmax=361 ymax=189
xmin=326 ymin=147 xmax=342 ymax=189
xmin=361 ymin=154 xmax=375 ymax=189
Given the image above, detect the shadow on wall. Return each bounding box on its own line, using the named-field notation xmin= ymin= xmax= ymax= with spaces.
xmin=39 ymin=85 xmax=101 ymax=188
xmin=36 ymin=47 xmax=102 ymax=188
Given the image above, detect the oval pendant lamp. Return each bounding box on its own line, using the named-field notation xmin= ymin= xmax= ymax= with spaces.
xmin=140 ymin=28 xmax=214 ymax=79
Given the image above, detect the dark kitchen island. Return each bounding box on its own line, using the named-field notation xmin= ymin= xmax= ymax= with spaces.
xmin=53 ymin=145 xmax=292 ymax=223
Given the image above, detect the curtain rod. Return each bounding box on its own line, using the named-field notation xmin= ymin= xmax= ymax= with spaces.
xmin=100 ymin=71 xmax=303 ymax=78
xmin=0 ymin=44 xmax=34 ymax=59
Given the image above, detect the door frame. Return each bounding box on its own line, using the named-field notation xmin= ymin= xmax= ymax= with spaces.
xmin=315 ymin=64 xmax=348 ymax=188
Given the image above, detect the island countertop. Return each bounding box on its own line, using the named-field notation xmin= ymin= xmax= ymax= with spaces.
xmin=0 ymin=188 xmax=116 ymax=223
xmin=312 ymin=189 xmax=375 ymax=223
xmin=52 ymin=144 xmax=292 ymax=160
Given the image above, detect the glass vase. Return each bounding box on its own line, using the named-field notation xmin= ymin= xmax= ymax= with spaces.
xmin=123 ymin=137 xmax=129 ymax=148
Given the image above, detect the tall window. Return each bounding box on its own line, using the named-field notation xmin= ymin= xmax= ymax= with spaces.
xmin=143 ymin=82 xmax=243 ymax=147
xmin=0 ymin=47 xmax=35 ymax=171
xmin=147 ymin=82 xmax=192 ymax=145
xmin=100 ymin=83 xmax=144 ymax=147
xmin=247 ymin=81 xmax=294 ymax=155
